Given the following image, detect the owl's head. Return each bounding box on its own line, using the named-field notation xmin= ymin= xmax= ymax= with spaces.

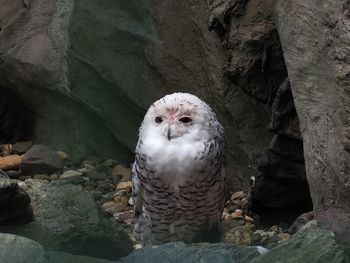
xmin=140 ymin=93 xmax=221 ymax=142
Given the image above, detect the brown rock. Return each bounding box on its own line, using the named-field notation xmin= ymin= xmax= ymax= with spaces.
xmin=116 ymin=181 xmax=132 ymax=191
xmin=224 ymin=223 xmax=254 ymax=246
xmin=277 ymin=233 xmax=290 ymax=241
xmin=0 ymin=155 xmax=22 ymax=171
xmin=112 ymin=164 xmax=132 ymax=182
xmin=0 ymin=144 xmax=13 ymax=156
xmin=114 ymin=195 xmax=130 ymax=206
xmin=12 ymin=141 xmax=33 ymax=154
xmin=56 ymin=151 xmax=68 ymax=160
xmin=102 ymin=201 xmax=130 ymax=215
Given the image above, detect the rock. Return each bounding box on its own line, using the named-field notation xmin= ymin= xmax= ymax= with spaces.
xmin=102 ymin=201 xmax=130 ymax=215
xmin=33 ymin=174 xmax=51 ymax=181
xmin=0 ymin=233 xmax=45 ymax=263
xmin=274 ymin=0 xmax=350 ymax=211
xmin=208 ymin=0 xmax=287 ymax=190
xmin=13 ymin=179 xmax=133 ymax=260
xmin=20 ymin=145 xmax=63 ymax=176
xmin=55 ymin=151 xmax=68 ymax=160
xmin=0 ymin=175 xmax=32 ymax=225
xmin=113 ymin=210 xmax=134 ymax=223
xmin=223 ymin=223 xmax=254 ymax=246
xmin=12 ymin=141 xmax=33 ymax=154
xmin=0 ymin=144 xmax=13 ymax=156
xmin=114 ymin=195 xmax=130 ymax=206
xmin=60 ymin=169 xmax=83 ymax=179
xmin=277 ymin=233 xmax=290 ymax=241
xmin=96 ymin=180 xmax=115 ymax=194
xmin=112 ymin=164 xmax=132 ymax=182
xmin=118 ymin=242 xmax=265 ymax=263
xmin=252 ymin=221 xmax=350 ymax=262
xmin=102 ymin=159 xmax=118 ymax=168
xmin=288 ymin=211 xmax=315 ymax=234
xmin=116 ymin=181 xmax=132 ymax=191
xmin=0 ymin=233 xmax=121 ymax=263
xmin=87 ymin=170 xmax=107 ymax=181
xmin=0 ymin=155 xmax=22 ymax=171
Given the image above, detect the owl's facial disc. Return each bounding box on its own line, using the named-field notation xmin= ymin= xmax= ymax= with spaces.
xmin=154 ymin=109 xmax=193 ymax=140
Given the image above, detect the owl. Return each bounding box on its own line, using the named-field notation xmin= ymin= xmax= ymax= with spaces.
xmin=132 ymin=92 xmax=226 ymax=246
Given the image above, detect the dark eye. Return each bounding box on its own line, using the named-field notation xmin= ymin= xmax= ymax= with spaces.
xmin=155 ymin=116 xmax=163 ymax=124
xmin=179 ymin=117 xmax=192 ymax=123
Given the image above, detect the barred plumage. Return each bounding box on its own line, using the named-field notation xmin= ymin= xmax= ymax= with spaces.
xmin=132 ymin=93 xmax=226 ymax=246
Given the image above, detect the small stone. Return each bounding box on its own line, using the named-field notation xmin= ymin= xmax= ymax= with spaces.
xmin=60 ymin=170 xmax=83 ymax=179
xmin=128 ymin=197 xmax=134 ymax=206
xmin=269 ymin=225 xmax=283 ymax=234
xmin=12 ymin=141 xmax=33 ymax=154
xmin=80 ymin=160 xmax=95 ymax=168
xmin=102 ymin=201 xmax=130 ymax=214
xmin=56 ymin=151 xmax=68 ymax=160
xmin=277 ymin=232 xmax=290 ymax=241
xmin=102 ymin=159 xmax=118 ymax=167
xmin=230 ymin=191 xmax=246 ymax=200
xmin=87 ymin=170 xmax=106 ymax=181
xmin=224 ymin=224 xmax=254 ymax=246
xmin=114 ymin=195 xmax=130 ymax=206
xmin=231 ymin=209 xmax=244 ymax=219
xmin=97 ymin=180 xmax=115 ymax=193
xmin=33 ymin=174 xmax=50 ymax=181
xmin=112 ymin=164 xmax=132 ymax=182
xmin=113 ymin=210 xmax=134 ymax=222
xmin=116 ymin=181 xmax=132 ymax=191
xmin=0 ymin=155 xmax=22 ymax=171
xmin=0 ymin=144 xmax=13 ymax=156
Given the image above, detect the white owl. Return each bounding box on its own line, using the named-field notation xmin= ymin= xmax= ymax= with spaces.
xmin=132 ymin=92 xmax=226 ymax=246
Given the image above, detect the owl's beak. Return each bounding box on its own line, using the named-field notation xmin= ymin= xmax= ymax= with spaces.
xmin=167 ymin=127 xmax=172 ymax=140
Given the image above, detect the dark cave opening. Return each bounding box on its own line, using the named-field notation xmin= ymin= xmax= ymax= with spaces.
xmin=251 ymin=79 xmax=313 ymax=229
xmin=0 ymin=88 xmax=35 ymax=145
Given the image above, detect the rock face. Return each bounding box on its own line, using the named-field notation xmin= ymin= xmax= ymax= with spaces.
xmin=274 ymin=0 xmax=350 ymax=211
xmin=0 ymin=0 xmax=289 ymax=190
xmin=118 ymin=242 xmax=265 ymax=263
xmin=3 ymin=180 xmax=133 ymax=260
xmin=252 ymin=221 xmax=350 ymax=262
xmin=208 ymin=0 xmax=288 ymax=189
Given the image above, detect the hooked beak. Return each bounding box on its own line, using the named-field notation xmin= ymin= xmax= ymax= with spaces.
xmin=167 ymin=127 xmax=172 ymax=140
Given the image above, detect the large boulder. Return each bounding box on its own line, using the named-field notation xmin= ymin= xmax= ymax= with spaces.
xmin=1 ymin=179 xmax=133 ymax=260
xmin=274 ymin=0 xmax=350 ymax=211
xmin=0 ymin=233 xmax=120 ymax=263
xmin=118 ymin=242 xmax=266 ymax=263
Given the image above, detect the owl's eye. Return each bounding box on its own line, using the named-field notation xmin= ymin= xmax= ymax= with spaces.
xmin=155 ymin=116 xmax=163 ymax=124
xmin=179 ymin=117 xmax=192 ymax=123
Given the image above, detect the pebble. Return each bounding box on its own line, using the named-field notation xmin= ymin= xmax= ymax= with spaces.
xmin=56 ymin=151 xmax=68 ymax=160
xmin=33 ymin=174 xmax=50 ymax=181
xmin=112 ymin=164 xmax=132 ymax=182
xmin=102 ymin=201 xmax=130 ymax=215
xmin=224 ymin=223 xmax=254 ymax=246
xmin=60 ymin=170 xmax=83 ymax=179
xmin=116 ymin=181 xmax=132 ymax=191
xmin=277 ymin=232 xmax=290 ymax=241
xmin=114 ymin=195 xmax=130 ymax=206
xmin=102 ymin=159 xmax=118 ymax=167
xmin=12 ymin=141 xmax=33 ymax=154
xmin=113 ymin=210 xmax=134 ymax=222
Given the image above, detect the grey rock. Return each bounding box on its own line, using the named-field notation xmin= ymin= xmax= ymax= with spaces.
xmin=252 ymin=221 xmax=350 ymax=263
xmin=0 ymin=233 xmax=120 ymax=263
xmin=20 ymin=145 xmax=63 ymax=176
xmin=5 ymin=179 xmax=133 ymax=260
xmin=0 ymin=233 xmax=45 ymax=263
xmin=118 ymin=242 xmax=264 ymax=263
xmin=275 ymin=0 xmax=350 ymax=211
